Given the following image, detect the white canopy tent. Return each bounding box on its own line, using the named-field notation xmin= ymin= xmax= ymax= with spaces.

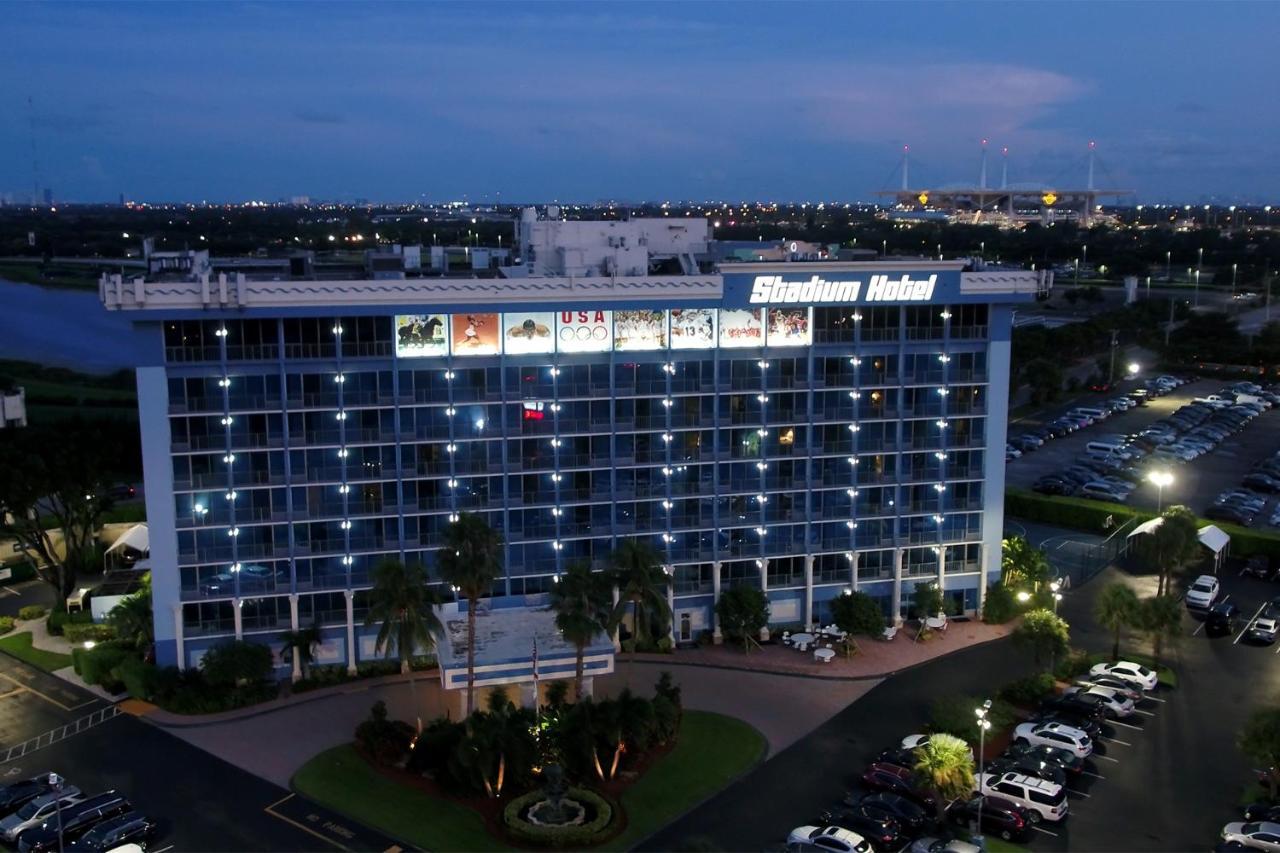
xmin=1197 ymin=524 xmax=1230 ymax=572
xmin=105 ymin=523 xmax=149 ymax=570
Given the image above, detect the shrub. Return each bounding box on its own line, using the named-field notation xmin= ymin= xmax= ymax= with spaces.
xmin=1053 ymin=648 xmax=1095 ymax=681
xmin=200 ymin=640 xmax=273 ymax=687
xmin=118 ymin=656 xmax=159 ymax=700
xmin=355 ymin=700 xmax=414 ymax=766
xmin=17 ymin=605 xmax=47 ymax=621
xmin=981 ymin=582 xmax=1018 ymax=624
xmin=47 ymin=609 xmax=93 ymax=636
xmin=149 ymin=666 xmax=278 ymax=714
xmin=78 ymin=642 xmax=134 ymax=693
xmin=406 ymin=716 xmax=467 ymax=783
xmin=930 ymin=695 xmax=1017 ymax=744
xmin=998 ymin=672 xmax=1057 ymax=706
xmin=0 ymin=616 xmax=13 ymax=635
xmin=831 ymin=591 xmax=887 ymax=637
xmin=64 ymin=623 xmax=117 ymax=644
xmin=502 ymin=787 xmax=614 ymax=847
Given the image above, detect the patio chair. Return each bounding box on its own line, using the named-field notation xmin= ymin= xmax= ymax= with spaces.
xmin=880 ymin=625 xmax=898 ymax=642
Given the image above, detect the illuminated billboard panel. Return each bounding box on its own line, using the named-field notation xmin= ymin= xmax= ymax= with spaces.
xmin=766 ymin=308 xmax=813 ymax=347
xmin=669 ymin=308 xmax=717 ymax=350
xmin=395 ymin=314 xmax=449 ymax=357
xmin=718 ymin=308 xmax=765 ymax=348
xmin=450 ymin=313 xmax=501 ymax=355
xmin=501 ymin=312 xmax=556 ymax=355
xmin=556 ymin=310 xmax=613 ymax=353
xmin=614 ymin=309 xmax=668 ymax=351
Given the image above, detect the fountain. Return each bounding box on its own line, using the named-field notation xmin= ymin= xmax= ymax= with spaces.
xmin=523 ymin=765 xmax=586 ymax=826
xmin=502 ymin=765 xmax=614 ymax=845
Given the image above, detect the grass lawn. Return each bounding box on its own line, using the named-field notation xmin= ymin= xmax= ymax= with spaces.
xmin=291 ymin=710 xmax=766 ymax=852
xmin=293 ymin=744 xmax=509 ymax=853
xmin=602 ymin=710 xmax=766 ymax=851
xmin=0 ymin=632 xmax=73 ymax=672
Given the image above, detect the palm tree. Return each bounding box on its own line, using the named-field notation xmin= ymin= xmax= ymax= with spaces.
xmin=437 ymin=512 xmax=504 ymax=716
xmin=280 ymin=622 xmax=322 ymax=681
xmin=548 ymin=561 xmax=612 ymax=700
xmin=608 ymin=538 xmax=671 ymax=673
xmin=1135 ymin=594 xmax=1182 ymax=667
xmin=107 ymin=591 xmax=153 ymax=650
xmin=912 ymin=732 xmax=976 ymax=823
xmin=1094 ymin=582 xmax=1139 ymax=661
xmin=365 ymin=558 xmax=443 ymax=730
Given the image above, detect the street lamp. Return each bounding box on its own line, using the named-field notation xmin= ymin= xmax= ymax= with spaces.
xmin=47 ymin=772 xmax=64 ymax=853
xmin=974 ymin=699 xmax=993 ymax=844
xmin=1194 ymin=269 xmax=1201 ymax=307
xmin=1148 ymin=470 xmax=1173 ymax=512
xmin=1166 ymin=250 xmax=1172 ymax=281
xmin=1127 ymin=362 xmax=1141 ymax=377
xmin=1016 ymin=590 xmax=1031 ymax=604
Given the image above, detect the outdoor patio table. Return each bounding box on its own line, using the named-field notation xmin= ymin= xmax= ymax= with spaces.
xmin=813 ymin=647 xmax=836 ymax=662
xmin=789 ymin=632 xmax=815 ymax=648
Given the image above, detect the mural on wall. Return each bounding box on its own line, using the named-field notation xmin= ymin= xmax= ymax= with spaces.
xmin=669 ymin=308 xmax=717 ymax=349
xmin=395 ymin=314 xmax=449 ymax=357
xmin=614 ymin=309 xmax=668 ymax=351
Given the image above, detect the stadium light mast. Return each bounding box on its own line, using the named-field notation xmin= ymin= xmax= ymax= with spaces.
xmin=979 ymin=138 xmax=988 ymax=190
xmin=902 ymin=145 xmax=910 ymax=191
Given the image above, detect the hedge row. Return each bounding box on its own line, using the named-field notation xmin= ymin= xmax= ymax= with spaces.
xmin=501 ymin=787 xmax=615 ymax=847
xmin=1006 ymin=489 xmax=1280 ymax=561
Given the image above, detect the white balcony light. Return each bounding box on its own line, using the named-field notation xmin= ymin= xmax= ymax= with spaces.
xmin=662 ymin=433 xmax=673 ymax=443
xmin=475 ymin=418 xmax=485 ymax=430
xmin=661 ymin=533 xmax=673 ymax=543
xmin=757 ymin=428 xmax=768 ymax=437
xmin=217 ymin=377 xmax=231 ymax=388
xmin=936 ymin=419 xmax=948 ymax=429
xmin=662 ymin=467 xmax=673 ymax=476
xmin=227 ymin=527 xmax=240 ymax=537
xmin=550 ymin=438 xmax=562 ymax=447
xmin=550 ymin=403 xmax=562 ymax=412
xmin=552 ymin=540 xmax=563 ymax=550
xmin=551 ymin=507 xmax=563 ymax=516
xmin=938 ymin=354 xmax=951 ymax=363
xmin=758 ymin=360 xmax=769 ymax=369
xmin=445 ymin=407 xmax=456 ymax=416
xmin=933 ymin=514 xmax=945 ymax=523
xmin=755 ymin=526 xmax=767 ymax=536
xmin=332 ymin=324 xmax=343 ymax=335
xmin=850 ymin=357 xmax=861 ymax=365
xmin=445 ymin=443 xmax=456 ymax=453
xmin=756 ymin=494 xmax=767 ymax=503
xmin=848 ymin=424 xmax=860 ymax=432
xmin=340 ymin=520 xmax=351 ymax=529
xmin=551 ymin=473 xmax=562 ymax=482
xmin=338 ymin=484 xmax=350 ymax=494
xmin=342 ymin=555 xmax=353 ymax=565
xmin=220 ymin=416 xmax=233 ymax=426
xmin=335 ymin=411 xmax=346 ymax=421
xmin=225 ymin=491 xmax=237 ymax=501
xmin=230 ymin=562 xmax=242 ymax=573
xmin=935 ymin=451 xmax=947 ymax=460
xmin=846 ymin=488 xmax=858 ymax=497
xmin=756 ymin=462 xmax=767 ymax=470
xmin=223 ymin=453 xmax=236 ymax=464
xmin=448 ymin=513 xmax=460 ymax=523
xmin=849 ymin=391 xmax=861 ymax=399
xmin=334 ymin=374 xmax=345 ymax=384
xmin=937 ymin=388 xmax=948 ymax=396
xmin=757 ymin=394 xmax=769 ymax=403
xmin=337 ymin=448 xmax=348 ymax=458
xmin=193 ymin=503 xmax=206 ymax=514
xmin=846 ymin=520 xmax=856 ymax=529
xmin=662 ymin=500 xmax=672 ymax=510
xmin=934 ymin=483 xmax=946 ymax=492
xmin=662 ymin=398 xmax=673 ymax=408
xmin=444 ymin=371 xmax=456 ymax=380
xmin=940 ymin=311 xmax=952 ymax=320
xmin=549 ymin=368 xmax=561 ymax=377
xmin=214 ymin=327 xmax=228 ymax=338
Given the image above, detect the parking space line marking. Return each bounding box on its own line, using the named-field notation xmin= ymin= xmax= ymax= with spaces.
xmin=1272 ymin=639 xmax=1280 ymax=655
xmin=1068 ymin=790 xmax=1090 ymax=798
xmin=264 ymin=794 xmax=349 ymax=851
xmin=1100 ymin=736 xmax=1132 ymax=746
xmin=1080 ymin=770 xmax=1106 ymax=780
xmin=150 ymin=847 xmax=174 ymax=853
xmin=0 ymin=587 xmax=17 ymax=598
xmin=1032 ymin=825 xmax=1060 ymax=836
xmin=0 ymin=673 xmax=87 ymax=712
xmin=1236 ymin=602 xmax=1267 ymax=644
xmin=1134 ymin=708 xmax=1157 ymax=717
xmin=1108 ymin=719 xmax=1144 ymax=731
xmin=1096 ymin=755 xmax=1120 ymax=763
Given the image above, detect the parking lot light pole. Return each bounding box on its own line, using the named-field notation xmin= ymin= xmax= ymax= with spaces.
xmin=974 ymin=700 xmax=993 ymax=844
xmin=47 ymin=772 xmax=64 ymax=853
xmin=1148 ymin=470 xmax=1174 ymax=513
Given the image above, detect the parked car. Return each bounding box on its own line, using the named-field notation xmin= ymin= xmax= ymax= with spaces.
xmin=64 ymin=812 xmax=156 ymax=853
xmin=1244 ymin=804 xmax=1280 ymax=823
xmin=839 ymin=792 xmax=929 ymax=836
xmin=0 ymin=778 xmax=54 ymax=818
xmin=1073 ymin=675 xmax=1142 ymax=703
xmin=1039 ymin=693 xmax=1109 ymax=724
xmin=1206 ymin=602 xmax=1242 ymax=637
xmin=1249 ymin=615 xmax=1279 ymax=645
xmin=17 ymin=792 xmax=131 ymax=853
xmin=1031 ymin=712 xmax=1102 ymax=741
xmin=908 ymin=840 xmax=981 ymax=853
xmin=900 ymin=734 xmax=975 ymax=763
xmin=1206 ymin=504 xmax=1256 ymax=526
xmin=1079 ymin=482 xmax=1130 ymax=503
xmin=0 ymin=790 xmax=84 ymax=842
xmin=1033 ymin=477 xmax=1076 ymax=496
xmin=983 ymin=756 xmax=1066 ymax=787
xmin=1090 ymin=660 xmax=1158 ymax=690
xmin=816 ymin=807 xmax=904 ymax=852
xmin=976 ymin=772 xmax=1069 ymax=824
xmin=1063 ymin=684 xmax=1136 ymax=718
xmin=1186 ymin=574 xmax=1222 ymax=610
xmin=859 ymin=764 xmax=933 ymax=807
xmin=1221 ymin=821 xmax=1280 ymax=851
xmin=946 ymin=794 xmax=1033 ymax=842
xmin=786 ymin=825 xmax=871 ymax=853
xmin=1012 ymin=721 xmax=1093 ymax=758
xmin=1001 ymin=741 xmax=1085 ymax=775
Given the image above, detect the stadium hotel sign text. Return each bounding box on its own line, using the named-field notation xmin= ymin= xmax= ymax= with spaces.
xmin=748 ymin=273 xmax=938 ymax=305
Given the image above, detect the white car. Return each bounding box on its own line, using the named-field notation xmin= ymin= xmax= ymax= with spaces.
xmin=1222 ymin=821 xmax=1280 ymax=851
xmin=1089 ymin=661 xmax=1158 ymax=691
xmin=909 ymin=839 xmax=982 ymax=853
xmin=786 ymin=825 xmax=871 ymax=853
xmin=1185 ymin=574 xmax=1220 ymax=610
xmin=1074 ymin=676 xmax=1142 ymax=703
xmin=977 ymin=771 xmax=1069 ymax=823
xmin=900 ymin=734 xmax=976 ymax=763
xmin=0 ymin=789 xmax=84 ymax=841
xmin=1012 ymin=721 xmax=1093 ymax=758
xmin=1064 ymin=684 xmax=1136 ymax=718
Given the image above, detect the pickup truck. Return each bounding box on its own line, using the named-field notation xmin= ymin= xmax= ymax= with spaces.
xmin=1194 ymin=394 xmax=1231 ymax=409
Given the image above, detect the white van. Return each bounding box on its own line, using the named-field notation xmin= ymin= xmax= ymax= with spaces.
xmin=1086 ymin=439 xmax=1128 ymax=457
xmin=1073 ymin=406 xmax=1109 ymax=420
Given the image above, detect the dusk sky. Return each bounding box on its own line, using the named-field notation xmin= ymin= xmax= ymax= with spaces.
xmin=3 ymin=2 xmax=1277 ymax=204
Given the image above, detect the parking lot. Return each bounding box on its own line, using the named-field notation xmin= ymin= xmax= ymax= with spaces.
xmin=1007 ymin=378 xmax=1280 ymax=517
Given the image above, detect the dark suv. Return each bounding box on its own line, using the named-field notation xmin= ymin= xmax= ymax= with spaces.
xmin=17 ymin=792 xmax=130 ymax=852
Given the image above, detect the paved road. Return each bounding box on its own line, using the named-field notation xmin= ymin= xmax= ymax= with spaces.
xmin=0 ymin=650 xmax=402 ymax=852
xmin=0 ymin=579 xmax=54 ymax=620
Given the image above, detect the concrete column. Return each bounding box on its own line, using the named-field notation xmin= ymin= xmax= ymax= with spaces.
xmin=850 ymin=551 xmax=860 ymax=593
xmin=711 ymin=561 xmax=723 ymax=644
xmin=172 ymin=603 xmax=185 ymax=671
xmin=665 ymin=571 xmax=675 ymax=645
xmin=288 ymin=593 xmax=301 ymax=682
xmin=520 ymin=680 xmax=538 ymax=709
xmin=579 ymin=676 xmax=594 ymax=699
xmin=892 ymin=548 xmax=904 ymax=626
xmin=803 ymin=556 xmax=815 ymax=629
xmin=344 ymin=589 xmax=358 ymax=675
xmin=759 ymin=558 xmax=769 ymax=593
xmin=938 ymin=547 xmax=947 ymax=594
xmin=977 ymin=542 xmax=990 ymax=618
xmin=611 ymin=585 xmax=622 ymax=652
xmin=232 ymin=598 xmax=243 ymax=640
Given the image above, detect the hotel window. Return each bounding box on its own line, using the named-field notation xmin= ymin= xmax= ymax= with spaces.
xmin=949 ymin=305 xmax=989 ymax=339
xmin=813 ymin=307 xmax=858 ymax=344
xmin=862 ymin=307 xmax=900 ymax=342
xmin=904 ymin=306 xmax=944 ymax=340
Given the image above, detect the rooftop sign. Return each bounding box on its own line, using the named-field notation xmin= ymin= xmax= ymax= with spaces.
xmin=748 ymin=274 xmax=937 ymax=306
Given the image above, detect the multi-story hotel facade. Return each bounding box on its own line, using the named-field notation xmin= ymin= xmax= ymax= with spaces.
xmin=101 ymin=250 xmax=1045 ymax=673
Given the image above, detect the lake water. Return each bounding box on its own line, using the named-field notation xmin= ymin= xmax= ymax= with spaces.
xmin=0 ymin=277 xmax=150 ymax=373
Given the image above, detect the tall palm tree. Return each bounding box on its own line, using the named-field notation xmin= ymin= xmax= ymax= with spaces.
xmin=912 ymin=732 xmax=976 ymax=823
xmin=365 ymin=558 xmax=443 ymax=730
xmin=1094 ymin=582 xmax=1139 ymax=661
xmin=549 ymin=561 xmax=612 ymax=700
xmin=1135 ymin=594 xmax=1182 ymax=667
xmin=280 ymin=622 xmax=322 ymax=681
xmin=437 ymin=512 xmax=504 ymax=716
xmin=608 ymin=538 xmax=671 ymax=674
